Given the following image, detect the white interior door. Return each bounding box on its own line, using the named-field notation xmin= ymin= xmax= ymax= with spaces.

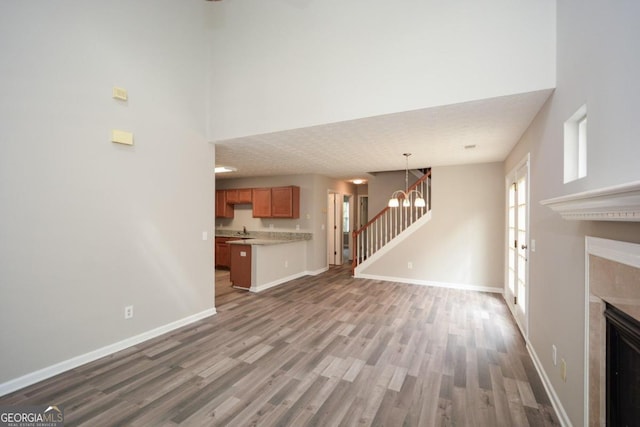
xmin=327 ymin=193 xmax=343 ymax=265
xmin=505 ymin=156 xmax=529 ymax=335
xmin=343 ymin=195 xmax=353 ymax=261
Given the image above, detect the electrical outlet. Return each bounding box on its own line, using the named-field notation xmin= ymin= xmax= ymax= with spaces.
xmin=552 ymin=344 xmax=557 ymax=366
xmin=285 ymin=260 xmax=288 ymax=268
xmin=202 ymin=231 xmax=208 ymax=241
xmin=124 ymin=305 xmax=134 ymax=319
xmin=560 ymin=358 xmax=567 ymax=382
xmin=407 ymin=261 xmax=413 ymax=269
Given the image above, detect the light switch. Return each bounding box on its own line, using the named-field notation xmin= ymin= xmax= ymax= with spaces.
xmin=112 ymin=86 xmax=128 ymax=101
xmin=112 ymin=129 xmax=133 ymax=146
xmin=202 ymin=231 xmax=208 ymax=241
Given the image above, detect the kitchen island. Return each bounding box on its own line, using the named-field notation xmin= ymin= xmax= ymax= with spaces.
xmin=217 ymin=230 xmax=312 ymax=293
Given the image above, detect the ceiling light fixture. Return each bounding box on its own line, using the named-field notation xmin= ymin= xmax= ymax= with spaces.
xmin=214 ymin=166 xmax=237 ymax=174
xmin=388 ymin=153 xmax=426 ymax=208
xmin=352 ymin=179 xmax=365 ymax=185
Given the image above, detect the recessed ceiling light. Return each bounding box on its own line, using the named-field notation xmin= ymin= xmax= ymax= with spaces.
xmin=464 ymin=144 xmax=477 ymax=150
xmin=214 ymin=166 xmax=237 ymax=174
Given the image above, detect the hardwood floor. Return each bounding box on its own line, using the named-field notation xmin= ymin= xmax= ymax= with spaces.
xmin=215 ymin=269 xmax=237 ymax=298
xmin=1 ymin=265 xmax=559 ymax=426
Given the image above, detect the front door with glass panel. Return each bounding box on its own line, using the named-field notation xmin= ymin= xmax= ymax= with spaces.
xmin=505 ymin=156 xmax=529 ymax=335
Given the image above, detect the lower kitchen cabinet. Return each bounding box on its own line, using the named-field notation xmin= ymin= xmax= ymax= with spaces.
xmin=230 ymin=244 xmax=252 ymax=289
xmin=215 ymin=238 xmax=230 ymax=268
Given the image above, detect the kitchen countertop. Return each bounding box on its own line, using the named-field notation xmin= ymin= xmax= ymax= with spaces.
xmin=215 ymin=229 xmax=312 ymax=245
xmin=227 ymin=238 xmax=306 ymax=246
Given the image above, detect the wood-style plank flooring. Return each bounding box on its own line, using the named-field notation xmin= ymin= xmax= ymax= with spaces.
xmin=1 ymin=265 xmax=559 ymax=426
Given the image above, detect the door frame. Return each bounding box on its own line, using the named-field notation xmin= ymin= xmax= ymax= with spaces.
xmin=504 ymin=153 xmax=530 ymax=337
xmin=357 ymin=195 xmax=369 ymax=228
xmin=327 ymin=191 xmax=343 ymax=266
xmin=343 ymin=194 xmax=355 ymax=262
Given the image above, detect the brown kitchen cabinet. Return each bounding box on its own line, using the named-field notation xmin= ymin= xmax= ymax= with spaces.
xmin=226 ymin=188 xmax=253 ymax=204
xmin=252 ymin=188 xmax=272 ymax=218
xmin=252 ymin=186 xmax=300 ymax=218
xmin=215 ymin=190 xmax=234 ymax=218
xmin=230 ymin=244 xmax=252 ymax=289
xmin=215 ymin=237 xmax=235 ymax=268
xmin=271 ymin=186 xmax=300 ymax=218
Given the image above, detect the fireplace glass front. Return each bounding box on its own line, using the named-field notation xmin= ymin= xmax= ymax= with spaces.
xmin=605 ymin=304 xmax=640 ymax=426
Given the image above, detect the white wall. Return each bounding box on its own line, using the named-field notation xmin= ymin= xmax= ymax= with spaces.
xmin=216 ymin=174 xmax=355 ymax=272
xmin=359 ymin=163 xmax=504 ymax=290
xmin=0 ymin=1 xmax=213 ymax=385
xmin=207 ymin=0 xmax=556 ymax=140
xmin=505 ymin=1 xmax=640 ymax=424
xmin=253 ymin=241 xmax=307 ymax=292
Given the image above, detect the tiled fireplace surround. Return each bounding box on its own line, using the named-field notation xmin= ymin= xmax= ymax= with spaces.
xmin=540 ymin=180 xmax=640 ymax=425
xmin=586 ymin=237 xmax=640 ymax=426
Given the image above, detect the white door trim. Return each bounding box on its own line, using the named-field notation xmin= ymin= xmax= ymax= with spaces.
xmin=504 ymin=153 xmax=530 ymax=337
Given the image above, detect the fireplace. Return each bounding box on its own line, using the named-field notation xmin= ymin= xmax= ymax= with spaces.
xmin=604 ymin=304 xmax=640 ymax=425
xmin=586 ymin=237 xmax=640 ymax=426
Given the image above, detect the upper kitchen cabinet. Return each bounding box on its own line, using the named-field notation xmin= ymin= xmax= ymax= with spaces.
xmin=271 ymin=186 xmax=300 ymax=218
xmin=226 ymin=188 xmax=252 ymax=204
xmin=252 ymin=188 xmax=272 ymax=218
xmin=252 ymin=186 xmax=300 ymax=218
xmin=215 ymin=190 xmax=234 ymax=218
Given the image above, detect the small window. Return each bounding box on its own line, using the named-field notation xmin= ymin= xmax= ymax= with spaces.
xmin=564 ymin=105 xmax=587 ymax=183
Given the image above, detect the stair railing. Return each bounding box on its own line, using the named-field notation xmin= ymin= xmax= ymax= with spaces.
xmin=352 ymin=170 xmax=431 ymax=274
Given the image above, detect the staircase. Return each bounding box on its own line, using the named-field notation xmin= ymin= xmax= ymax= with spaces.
xmin=352 ymin=170 xmax=432 ymax=275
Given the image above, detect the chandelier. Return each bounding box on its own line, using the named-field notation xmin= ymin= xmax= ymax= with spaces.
xmin=388 ymin=153 xmax=426 ymax=208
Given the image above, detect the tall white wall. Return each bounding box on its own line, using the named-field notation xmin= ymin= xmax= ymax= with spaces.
xmin=207 ymin=0 xmax=556 ymax=140
xmin=0 ymin=1 xmax=213 ymax=385
xmin=505 ymin=1 xmax=640 ymax=424
xmin=359 ymin=163 xmax=504 ymax=290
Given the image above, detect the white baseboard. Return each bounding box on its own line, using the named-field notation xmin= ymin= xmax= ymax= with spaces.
xmin=355 ymin=273 xmax=503 ymax=294
xmin=525 ymin=338 xmax=572 ymax=426
xmin=307 ymin=266 xmax=329 ymax=276
xmin=0 ymin=308 xmax=217 ymax=397
xmin=250 ymin=266 xmax=330 ymax=293
xmin=251 ymin=271 xmax=309 ymax=293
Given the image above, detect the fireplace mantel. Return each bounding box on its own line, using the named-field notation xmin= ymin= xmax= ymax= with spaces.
xmin=540 ymin=180 xmax=640 ymax=221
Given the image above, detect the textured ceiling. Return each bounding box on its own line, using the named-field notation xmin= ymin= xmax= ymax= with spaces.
xmin=215 ymin=89 xmax=553 ymax=180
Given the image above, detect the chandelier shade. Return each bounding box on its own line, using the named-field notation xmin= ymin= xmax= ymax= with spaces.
xmin=388 ymin=153 xmax=426 ymax=208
